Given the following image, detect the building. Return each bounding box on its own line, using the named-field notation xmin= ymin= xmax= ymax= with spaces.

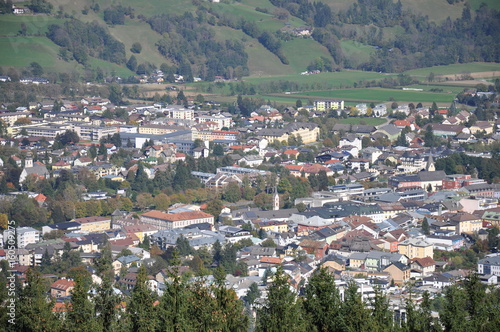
xmin=398 ymin=238 xmax=434 ymax=259
xmin=4 ymin=227 xmax=40 ymax=249
xmin=50 ymin=278 xmax=75 ymax=298
xmin=477 ymin=255 xmax=500 ymax=276
xmin=141 ymin=210 xmax=214 ymax=230
xmin=74 ymin=216 xmax=111 ymax=233
xmin=314 ymin=100 xmax=344 ymax=111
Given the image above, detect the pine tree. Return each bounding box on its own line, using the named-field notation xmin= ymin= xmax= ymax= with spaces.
xmin=157 ymin=265 xmax=193 ymax=332
xmin=127 ymin=265 xmax=157 ymax=332
xmin=212 ymin=266 xmax=249 ymax=332
xmin=65 ymin=274 xmax=96 ymax=332
xmin=303 ymin=267 xmax=345 ymax=332
xmin=256 ymin=267 xmax=308 ymax=332
xmin=17 ymin=269 xmax=61 ymax=332
xmin=94 ymin=243 xmax=119 ymax=332
xmin=422 ymin=217 xmax=430 ymax=235
xmin=342 ymin=282 xmax=373 ymax=332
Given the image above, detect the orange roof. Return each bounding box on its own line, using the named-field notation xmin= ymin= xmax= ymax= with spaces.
xmin=324 ymin=159 xmax=341 ymax=164
xmin=283 ymin=149 xmax=299 ymax=155
xmin=284 ymin=165 xmax=303 ymax=171
xmin=260 ymin=256 xmax=282 ymax=264
xmin=53 ymin=302 xmax=70 ymax=312
xmin=175 ymin=152 xmax=186 ymax=157
xmin=53 ymin=160 xmax=70 ymax=166
xmin=303 ymin=164 xmax=330 ymax=174
xmin=51 ymin=278 xmax=75 ymax=290
xmin=141 ymin=210 xmax=214 ymax=222
xmin=34 ymin=193 xmax=47 ymax=202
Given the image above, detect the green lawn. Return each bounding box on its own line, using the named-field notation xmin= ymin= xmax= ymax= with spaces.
xmin=340 ymin=40 xmax=374 ymax=68
xmin=300 ymin=87 xmax=457 ymax=104
xmin=281 ymin=37 xmax=332 ymax=73
xmin=244 ymin=70 xmax=394 ymax=87
xmin=468 ymin=0 xmax=500 ymax=10
xmin=106 ymin=20 xmax=168 ymax=67
xmin=404 ymin=62 xmax=500 ymax=78
xmin=339 ymin=117 xmax=387 ymax=126
xmin=0 ymin=15 xmax=65 ymax=36
xmin=0 ymin=36 xmax=60 ymax=67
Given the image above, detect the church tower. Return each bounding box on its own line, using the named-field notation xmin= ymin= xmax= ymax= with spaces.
xmin=425 ymin=153 xmax=435 ymax=172
xmin=273 ymin=187 xmax=279 ymax=211
xmin=25 ymin=153 xmax=33 ymax=168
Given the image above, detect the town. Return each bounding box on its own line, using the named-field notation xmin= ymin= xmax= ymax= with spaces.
xmin=1 ymin=80 xmax=500 ymax=330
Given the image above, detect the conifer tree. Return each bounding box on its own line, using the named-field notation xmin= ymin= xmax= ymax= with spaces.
xmin=157 ymin=263 xmax=193 ymax=332
xmin=303 ymin=268 xmax=345 ymax=332
xmin=342 ymin=282 xmax=373 ymax=332
xmin=65 ymin=274 xmax=96 ymax=332
xmin=213 ymin=266 xmax=249 ymax=332
xmin=127 ymin=265 xmax=157 ymax=332
xmin=256 ymin=267 xmax=308 ymax=332
xmin=94 ymin=243 xmax=119 ymax=331
xmin=17 ymin=269 xmax=61 ymax=332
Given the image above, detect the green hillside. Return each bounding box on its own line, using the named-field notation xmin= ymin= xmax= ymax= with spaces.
xmin=0 ymin=0 xmax=498 ymax=80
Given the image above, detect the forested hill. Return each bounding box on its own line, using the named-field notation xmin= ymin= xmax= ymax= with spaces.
xmin=0 ymin=0 xmax=499 ymax=79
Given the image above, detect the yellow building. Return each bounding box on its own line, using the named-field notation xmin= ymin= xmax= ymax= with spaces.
xmin=74 ymin=216 xmax=111 ymax=233
xmin=259 ymin=122 xmax=320 ymax=144
xmin=314 ymin=99 xmax=344 ymax=111
xmin=398 ymin=238 xmax=434 ymax=259
xmin=255 ymin=220 xmax=288 ymax=233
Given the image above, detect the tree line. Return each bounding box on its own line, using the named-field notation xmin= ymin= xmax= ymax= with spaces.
xmin=2 ymin=263 xmax=499 ymax=332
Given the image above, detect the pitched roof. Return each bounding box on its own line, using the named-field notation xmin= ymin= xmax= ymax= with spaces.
xmin=51 ymin=278 xmax=75 ymax=290
xmin=141 ymin=210 xmax=214 ymax=222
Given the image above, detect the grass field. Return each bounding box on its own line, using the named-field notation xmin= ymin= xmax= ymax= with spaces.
xmin=106 ymin=20 xmax=168 ymax=67
xmin=0 ymin=15 xmax=65 ymax=36
xmin=340 ymin=40 xmax=374 ymax=68
xmin=298 ymin=87 xmax=457 ymax=104
xmin=244 ymin=70 xmax=395 ymax=87
xmin=0 ymin=36 xmax=61 ymax=67
xmin=404 ymin=63 xmax=500 ymax=78
xmin=338 ymin=117 xmax=387 ymax=126
xmin=468 ymin=0 xmax=500 ymax=10
xmin=281 ymin=38 xmax=332 ymax=73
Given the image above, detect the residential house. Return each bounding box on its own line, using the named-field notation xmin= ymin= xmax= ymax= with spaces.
xmin=383 ymin=262 xmax=410 ymax=285
xmin=50 ymin=278 xmax=75 ymax=298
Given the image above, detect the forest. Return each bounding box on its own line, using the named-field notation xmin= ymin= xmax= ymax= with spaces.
xmin=46 ymin=20 xmax=126 ymax=66
xmin=1 ymin=260 xmax=499 ymax=332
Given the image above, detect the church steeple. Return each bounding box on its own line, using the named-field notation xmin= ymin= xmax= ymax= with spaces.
xmin=273 ymin=187 xmax=279 ymax=211
xmin=426 ymin=153 xmax=435 ymax=172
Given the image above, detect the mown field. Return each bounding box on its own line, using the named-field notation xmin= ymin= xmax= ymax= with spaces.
xmin=244 ymin=71 xmax=395 ymax=86
xmin=404 ymin=62 xmax=500 ymax=78
xmin=296 ymin=87 xmax=457 ymax=104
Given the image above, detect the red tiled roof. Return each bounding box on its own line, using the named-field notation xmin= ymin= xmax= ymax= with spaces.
xmin=51 ymin=278 xmax=75 ymax=290
xmin=260 ymin=256 xmax=282 ymax=264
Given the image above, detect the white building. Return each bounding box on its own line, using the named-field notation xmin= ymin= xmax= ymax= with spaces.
xmin=3 ymin=227 xmax=41 ymax=249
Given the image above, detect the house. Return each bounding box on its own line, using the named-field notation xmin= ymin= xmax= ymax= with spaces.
xmin=50 ymin=278 xmax=75 ymax=298
xmin=410 ymin=257 xmax=436 ymax=276
xmin=299 ymin=239 xmax=328 ymax=260
xmin=477 ymin=255 xmax=500 ymax=276
xmin=422 ymin=274 xmax=452 ymax=289
xmin=383 ymin=262 xmax=410 ymax=285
